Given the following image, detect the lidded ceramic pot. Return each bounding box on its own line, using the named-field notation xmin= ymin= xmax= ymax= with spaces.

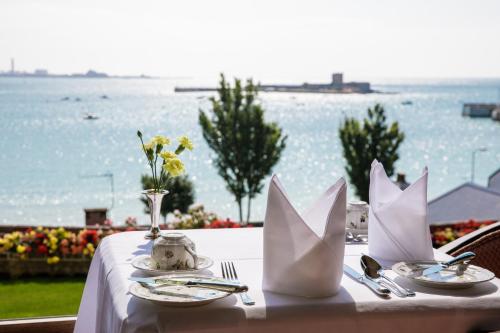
xmin=346 ymin=201 xmax=369 ymax=235
xmin=151 ymin=232 xmax=198 ymax=270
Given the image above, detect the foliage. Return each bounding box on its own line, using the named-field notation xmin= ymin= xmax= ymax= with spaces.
xmin=170 ymin=204 xmax=249 ymax=229
xmin=431 ymin=219 xmax=495 ymax=247
xmin=170 ymin=204 xmax=218 ymax=229
xmin=199 ymin=74 xmax=287 ymax=223
xmin=0 ymin=227 xmax=113 ymax=262
xmin=339 ymin=104 xmax=405 ymax=201
xmin=137 ymin=131 xmax=194 ymax=192
xmin=140 ymin=174 xmax=195 ymax=221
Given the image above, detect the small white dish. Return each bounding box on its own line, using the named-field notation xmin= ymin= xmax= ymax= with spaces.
xmin=392 ymin=260 xmax=495 ymax=289
xmin=129 ymin=274 xmax=230 ymax=307
xmin=132 ymin=255 xmax=213 ymax=275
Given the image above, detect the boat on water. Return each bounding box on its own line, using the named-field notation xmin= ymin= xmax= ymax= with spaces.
xmin=401 ymin=100 xmax=413 ymax=105
xmin=83 ymin=113 xmax=99 ymax=120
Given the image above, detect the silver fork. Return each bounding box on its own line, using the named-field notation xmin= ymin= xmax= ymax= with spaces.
xmin=221 ymin=261 xmax=255 ymax=306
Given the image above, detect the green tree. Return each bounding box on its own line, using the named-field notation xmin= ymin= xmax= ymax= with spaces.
xmin=140 ymin=174 xmax=195 ymax=222
xmin=339 ymin=104 xmax=405 ymax=201
xmin=199 ymin=74 xmax=287 ymax=224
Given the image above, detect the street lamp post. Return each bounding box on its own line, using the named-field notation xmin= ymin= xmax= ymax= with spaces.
xmin=471 ymin=147 xmax=487 ymax=183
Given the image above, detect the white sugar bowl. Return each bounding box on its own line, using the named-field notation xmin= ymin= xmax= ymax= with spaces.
xmin=151 ymin=233 xmax=198 ymax=270
xmin=346 ymin=201 xmax=369 ymax=235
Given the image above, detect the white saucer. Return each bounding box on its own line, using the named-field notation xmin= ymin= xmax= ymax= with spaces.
xmin=392 ymin=260 xmax=495 ymax=289
xmin=129 ymin=274 xmax=229 ymax=307
xmin=132 ymin=255 xmax=214 ymax=275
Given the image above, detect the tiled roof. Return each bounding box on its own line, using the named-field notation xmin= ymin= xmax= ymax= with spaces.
xmin=428 ymin=182 xmax=500 ymax=225
xmin=488 ymin=167 xmax=500 ymax=192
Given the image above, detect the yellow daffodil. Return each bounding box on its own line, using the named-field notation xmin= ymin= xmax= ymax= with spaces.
xmin=178 ymin=136 xmax=194 ymax=151
xmin=163 ymin=158 xmax=185 ymax=177
xmin=16 ymin=245 xmax=26 ymax=254
xmin=152 ymin=135 xmax=170 ymax=146
xmin=160 ymin=151 xmax=177 ymax=160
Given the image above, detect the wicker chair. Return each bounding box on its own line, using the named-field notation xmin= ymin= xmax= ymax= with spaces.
xmin=439 ymin=221 xmax=500 ymax=277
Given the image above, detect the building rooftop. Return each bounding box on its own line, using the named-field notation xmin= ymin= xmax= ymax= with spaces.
xmin=488 ymin=167 xmax=500 ymax=192
xmin=428 ymin=182 xmax=500 ymax=225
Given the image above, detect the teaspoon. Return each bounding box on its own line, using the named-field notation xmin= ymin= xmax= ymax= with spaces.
xmin=361 ymin=254 xmax=416 ymax=297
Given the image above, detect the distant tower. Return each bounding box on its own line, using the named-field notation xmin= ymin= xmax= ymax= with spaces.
xmin=331 ymin=73 xmax=343 ymax=88
xmin=10 ymin=58 xmax=15 ymax=73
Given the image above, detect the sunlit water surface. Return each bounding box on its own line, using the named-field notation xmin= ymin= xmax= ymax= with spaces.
xmin=0 ymin=78 xmax=499 ymax=226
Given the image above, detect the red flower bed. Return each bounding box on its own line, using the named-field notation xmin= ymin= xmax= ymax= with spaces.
xmin=206 ymin=219 xmax=253 ymax=229
xmin=0 ymin=226 xmax=116 ymax=263
xmin=430 ymin=219 xmax=495 ymax=247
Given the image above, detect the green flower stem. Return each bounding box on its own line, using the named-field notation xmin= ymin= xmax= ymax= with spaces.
xmin=153 ymin=153 xmax=158 ymax=191
xmin=138 ymin=134 xmax=159 ymax=192
xmin=174 ymin=145 xmax=184 ymax=155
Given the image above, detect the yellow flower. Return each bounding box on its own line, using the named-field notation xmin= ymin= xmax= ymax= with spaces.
xmin=47 ymin=256 xmax=60 ymax=265
xmin=163 ymin=158 xmax=185 ymax=177
xmin=178 ymin=136 xmax=194 ymax=151
xmin=152 ymin=135 xmax=170 ymax=146
xmin=16 ymin=245 xmax=26 ymax=254
xmin=3 ymin=240 xmax=13 ymax=250
xmin=143 ymin=142 xmax=154 ymax=151
xmin=160 ymin=151 xmax=177 ymax=160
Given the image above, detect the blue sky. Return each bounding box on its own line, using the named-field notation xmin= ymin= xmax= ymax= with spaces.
xmin=1 ymin=0 xmax=499 ymax=82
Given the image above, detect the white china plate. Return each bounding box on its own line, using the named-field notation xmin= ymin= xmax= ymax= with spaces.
xmin=392 ymin=261 xmax=495 ymax=289
xmin=132 ymin=255 xmax=213 ymax=275
xmin=129 ymin=274 xmax=230 ymax=307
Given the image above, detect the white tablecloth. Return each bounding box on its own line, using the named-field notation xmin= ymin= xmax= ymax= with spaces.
xmin=75 ymin=229 xmax=500 ymax=333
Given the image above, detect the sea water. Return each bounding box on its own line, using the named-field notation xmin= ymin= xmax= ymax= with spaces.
xmin=0 ymin=78 xmax=499 ymax=226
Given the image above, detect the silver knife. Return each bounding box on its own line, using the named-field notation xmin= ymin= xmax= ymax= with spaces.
xmin=343 ymin=264 xmax=390 ymax=297
xmin=421 ymin=252 xmax=476 ymax=276
xmin=129 ymin=276 xmax=248 ymax=293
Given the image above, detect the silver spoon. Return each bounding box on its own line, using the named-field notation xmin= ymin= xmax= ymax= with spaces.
xmin=361 ymin=254 xmax=416 ymax=297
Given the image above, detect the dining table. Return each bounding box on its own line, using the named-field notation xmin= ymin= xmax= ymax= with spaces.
xmin=74 ymin=228 xmax=500 ymax=333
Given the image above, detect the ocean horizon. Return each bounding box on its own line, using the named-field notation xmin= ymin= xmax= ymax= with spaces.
xmin=1 ymin=77 xmax=499 ymax=227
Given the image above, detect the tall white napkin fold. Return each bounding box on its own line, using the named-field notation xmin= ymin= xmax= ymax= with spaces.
xmin=368 ymin=160 xmax=434 ymax=264
xmin=262 ymin=175 xmax=346 ymax=297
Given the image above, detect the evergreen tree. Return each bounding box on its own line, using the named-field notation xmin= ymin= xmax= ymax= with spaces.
xmin=140 ymin=174 xmax=195 ymax=222
xmin=339 ymin=104 xmax=405 ymax=201
xmin=199 ymin=74 xmax=287 ymax=223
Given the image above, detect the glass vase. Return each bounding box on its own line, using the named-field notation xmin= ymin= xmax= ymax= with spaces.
xmin=142 ymin=189 xmax=168 ymax=240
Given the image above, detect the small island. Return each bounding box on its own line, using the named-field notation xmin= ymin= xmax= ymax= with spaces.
xmin=175 ymin=73 xmax=374 ymax=94
xmin=0 ymin=59 xmax=152 ymax=79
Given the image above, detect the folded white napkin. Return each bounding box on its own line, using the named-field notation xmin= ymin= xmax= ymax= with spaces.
xmin=262 ymin=175 xmax=346 ymax=297
xmin=368 ymin=160 xmax=434 ymax=263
